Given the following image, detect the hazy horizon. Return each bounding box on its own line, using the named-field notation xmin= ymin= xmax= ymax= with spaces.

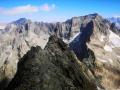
xmin=0 ymin=0 xmax=120 ymax=23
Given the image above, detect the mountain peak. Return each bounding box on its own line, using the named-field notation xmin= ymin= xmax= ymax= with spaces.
xmin=66 ymin=13 xmax=103 ymax=24
xmin=12 ymin=18 xmax=31 ymax=25
xmin=85 ymin=13 xmax=103 ymax=20
xmin=89 ymin=13 xmax=99 ymax=16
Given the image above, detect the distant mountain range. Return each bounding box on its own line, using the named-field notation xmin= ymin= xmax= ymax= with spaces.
xmin=0 ymin=13 xmax=120 ymax=90
xmin=108 ymin=17 xmax=120 ymax=29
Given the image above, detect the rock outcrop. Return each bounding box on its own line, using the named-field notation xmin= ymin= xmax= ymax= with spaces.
xmin=6 ymin=36 xmax=97 ymax=90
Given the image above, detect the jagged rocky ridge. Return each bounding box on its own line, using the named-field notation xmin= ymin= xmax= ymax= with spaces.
xmin=0 ymin=13 xmax=120 ymax=89
xmin=6 ymin=35 xmax=97 ymax=90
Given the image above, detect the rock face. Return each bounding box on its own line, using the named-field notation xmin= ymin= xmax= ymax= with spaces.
xmin=0 ymin=13 xmax=120 ymax=90
xmin=69 ymin=14 xmax=108 ymax=69
xmin=6 ymin=36 xmax=97 ymax=90
xmin=70 ymin=21 xmax=94 ymax=59
xmin=68 ymin=14 xmax=120 ymax=90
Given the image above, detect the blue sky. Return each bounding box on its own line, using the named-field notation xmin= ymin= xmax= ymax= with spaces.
xmin=0 ymin=0 xmax=120 ymax=23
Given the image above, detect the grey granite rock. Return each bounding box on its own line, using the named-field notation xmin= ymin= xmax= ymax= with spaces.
xmin=6 ymin=35 xmax=97 ymax=90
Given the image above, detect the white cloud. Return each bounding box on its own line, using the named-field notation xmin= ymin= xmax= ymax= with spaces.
xmin=0 ymin=4 xmax=55 ymax=15
xmin=40 ymin=4 xmax=55 ymax=11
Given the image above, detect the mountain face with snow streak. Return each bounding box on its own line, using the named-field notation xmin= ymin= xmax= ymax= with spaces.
xmin=68 ymin=16 xmax=120 ymax=90
xmin=107 ymin=17 xmax=120 ymax=36
xmin=108 ymin=17 xmax=120 ymax=28
xmin=68 ymin=14 xmax=120 ymax=90
xmin=0 ymin=13 xmax=120 ymax=90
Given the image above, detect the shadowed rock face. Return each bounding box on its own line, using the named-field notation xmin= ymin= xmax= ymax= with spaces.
xmin=70 ymin=21 xmax=94 ymax=59
xmin=110 ymin=23 xmax=120 ymax=36
xmin=5 ymin=36 xmax=97 ymax=90
xmin=68 ymin=14 xmax=113 ymax=68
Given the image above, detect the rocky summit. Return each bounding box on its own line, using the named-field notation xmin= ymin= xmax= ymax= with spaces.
xmin=5 ymin=35 xmax=97 ymax=90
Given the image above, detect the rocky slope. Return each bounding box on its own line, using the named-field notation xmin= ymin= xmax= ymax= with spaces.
xmin=0 ymin=13 xmax=120 ymax=90
xmin=5 ymin=35 xmax=97 ymax=90
xmin=69 ymin=14 xmax=120 ymax=90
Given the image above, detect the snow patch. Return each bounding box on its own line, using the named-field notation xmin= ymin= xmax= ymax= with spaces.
xmin=97 ymin=56 xmax=108 ymax=63
xmin=103 ymin=30 xmax=120 ymax=52
xmin=0 ymin=25 xmax=6 ymax=30
xmin=100 ymin=35 xmax=106 ymax=42
xmin=97 ymin=56 xmax=113 ymax=64
xmin=104 ymin=45 xmax=112 ymax=52
xmin=98 ymin=59 xmax=107 ymax=63
xmin=97 ymin=86 xmax=102 ymax=90
xmin=69 ymin=32 xmax=80 ymax=43
xmin=63 ymin=32 xmax=80 ymax=44
xmin=117 ymin=55 xmax=120 ymax=58
xmin=109 ymin=30 xmax=120 ymax=48
xmin=108 ymin=59 xmax=113 ymax=64
xmin=63 ymin=39 xmax=69 ymax=44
